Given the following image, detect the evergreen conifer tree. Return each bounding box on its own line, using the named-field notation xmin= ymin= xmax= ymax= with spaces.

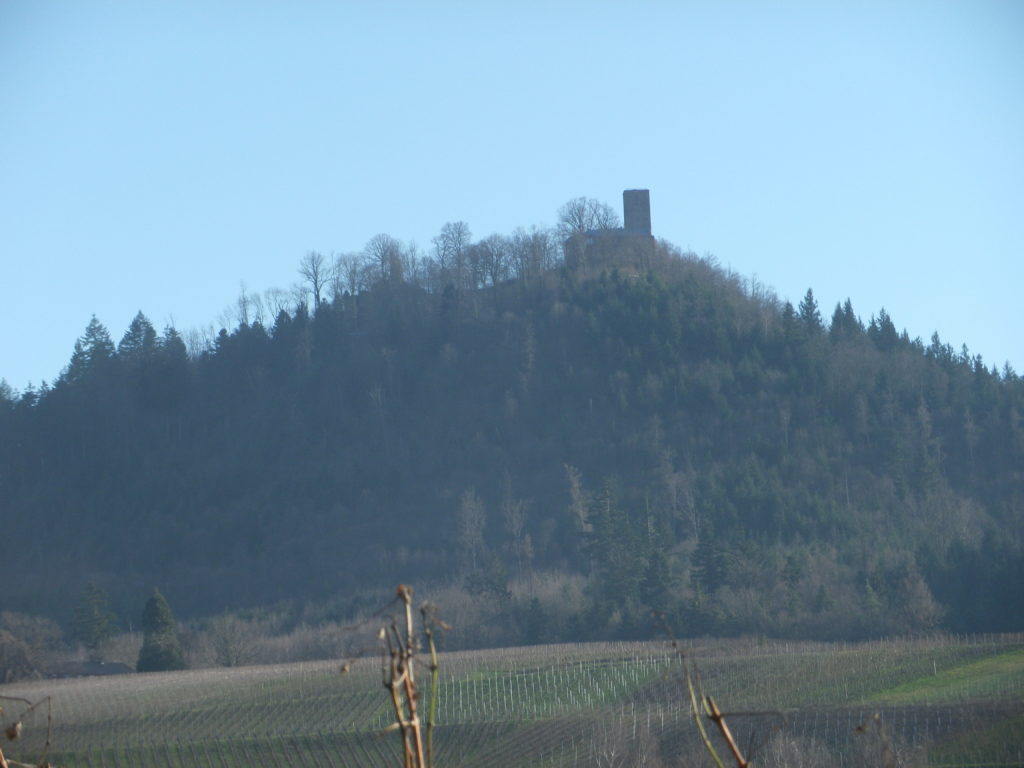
xmin=72 ymin=583 xmax=117 ymax=660
xmin=117 ymin=311 xmax=158 ymax=361
xmin=136 ymin=589 xmax=186 ymax=672
xmin=798 ymin=288 xmax=822 ymax=333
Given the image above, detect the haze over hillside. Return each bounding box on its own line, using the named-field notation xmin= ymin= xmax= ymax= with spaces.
xmin=2 ymin=195 xmax=1021 ymax=648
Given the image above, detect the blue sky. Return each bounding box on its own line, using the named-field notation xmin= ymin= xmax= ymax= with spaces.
xmin=2 ymin=1 xmax=1022 ymax=391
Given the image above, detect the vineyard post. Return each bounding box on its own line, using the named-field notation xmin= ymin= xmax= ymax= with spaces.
xmin=705 ymin=696 xmax=749 ymax=768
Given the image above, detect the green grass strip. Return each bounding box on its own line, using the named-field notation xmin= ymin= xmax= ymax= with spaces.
xmin=868 ymin=649 xmax=1024 ymax=704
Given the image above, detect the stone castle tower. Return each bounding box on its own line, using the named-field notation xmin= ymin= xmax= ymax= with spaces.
xmin=623 ymin=189 xmax=651 ymax=236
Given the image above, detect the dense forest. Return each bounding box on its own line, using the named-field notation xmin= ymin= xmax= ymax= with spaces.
xmin=2 ymin=202 xmax=1022 ymax=649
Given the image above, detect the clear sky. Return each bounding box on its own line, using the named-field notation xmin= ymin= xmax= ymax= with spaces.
xmin=2 ymin=1 xmax=1022 ymax=392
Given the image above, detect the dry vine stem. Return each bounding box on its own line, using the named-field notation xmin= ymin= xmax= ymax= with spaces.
xmin=381 ymin=584 xmax=442 ymax=768
xmin=678 ymin=645 xmax=752 ymax=768
xmin=682 ymin=655 xmax=727 ymax=768
xmin=420 ymin=603 xmax=444 ymax=768
xmin=0 ymin=695 xmax=54 ymax=768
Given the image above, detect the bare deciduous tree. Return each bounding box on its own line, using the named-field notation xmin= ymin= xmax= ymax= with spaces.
xmin=565 ymin=464 xmax=591 ymax=535
xmin=432 ymin=221 xmax=472 ymax=289
xmin=298 ymin=251 xmax=334 ymax=309
xmin=457 ymin=488 xmax=486 ymax=572
xmin=248 ymin=291 xmax=267 ymax=327
xmin=556 ymin=196 xmax=620 ymax=240
xmin=557 ymin=197 xmax=619 ymax=275
xmin=210 ymin=616 xmax=258 ymax=668
xmin=510 ymin=226 xmax=555 ymax=286
xmin=502 ymin=492 xmax=530 ymax=582
xmin=235 ymin=283 xmax=252 ymax=326
xmin=364 ymin=234 xmax=404 ymax=285
xmin=402 ymin=241 xmax=426 ymax=288
xmin=262 ymin=287 xmax=293 ymax=319
xmin=477 ymin=233 xmax=512 ymax=289
xmin=183 ymin=325 xmax=213 ymax=358
xmin=331 ymin=252 xmax=367 ymax=298
xmin=216 ymin=304 xmax=238 ymax=332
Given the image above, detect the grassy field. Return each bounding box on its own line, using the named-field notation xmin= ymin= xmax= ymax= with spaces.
xmin=2 ymin=634 xmax=1022 ymax=767
xmin=867 ymin=648 xmax=1024 ymax=705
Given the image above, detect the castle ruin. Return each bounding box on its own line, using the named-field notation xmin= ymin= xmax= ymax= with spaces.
xmin=564 ymin=189 xmax=655 ymax=274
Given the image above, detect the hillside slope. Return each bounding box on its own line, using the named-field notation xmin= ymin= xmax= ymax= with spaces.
xmin=2 ymin=241 xmax=1022 ymax=641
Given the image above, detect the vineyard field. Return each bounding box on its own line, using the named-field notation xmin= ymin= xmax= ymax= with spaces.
xmin=2 ymin=634 xmax=1022 ymax=766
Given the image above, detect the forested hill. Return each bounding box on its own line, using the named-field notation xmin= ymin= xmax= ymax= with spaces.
xmin=2 ymin=238 xmax=1022 ymax=643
